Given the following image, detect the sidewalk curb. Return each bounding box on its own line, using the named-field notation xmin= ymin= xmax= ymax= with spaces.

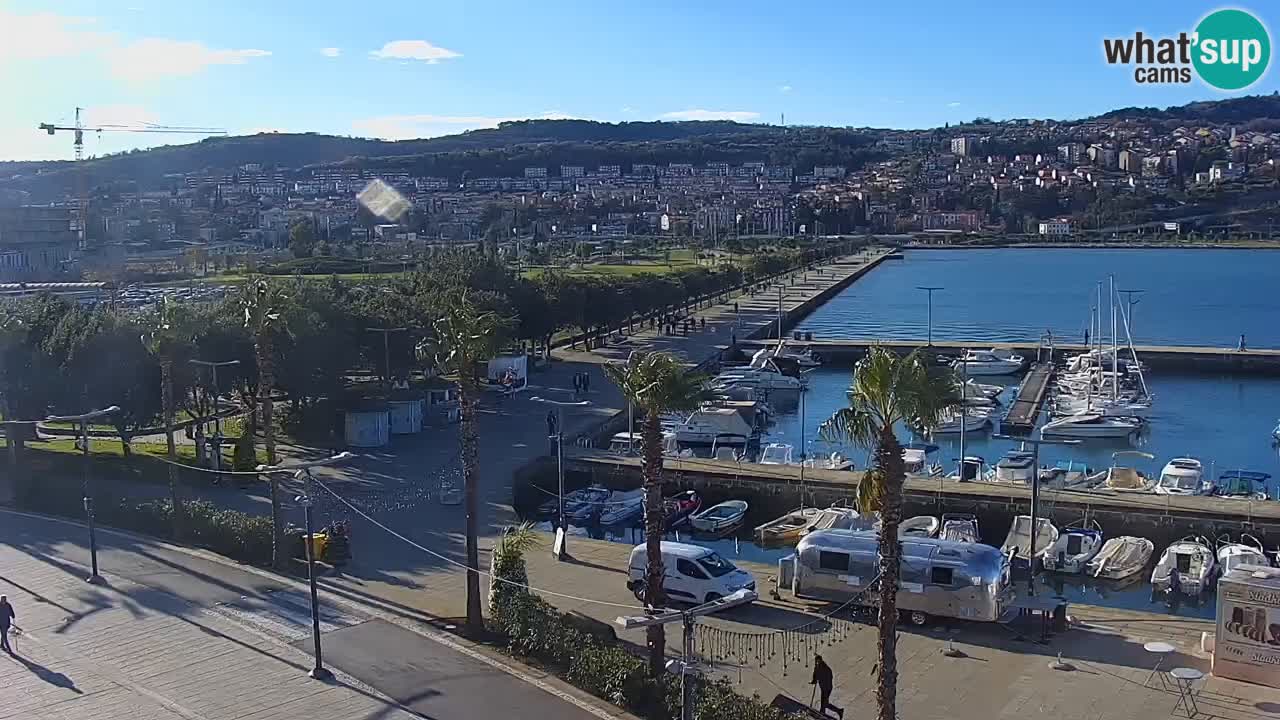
xmin=0 ymin=505 xmax=638 ymax=720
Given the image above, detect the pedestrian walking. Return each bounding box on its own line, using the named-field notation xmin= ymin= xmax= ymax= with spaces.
xmin=0 ymin=595 xmax=14 ymax=654
xmin=1239 ymin=334 xmax=1248 ymax=352
xmin=546 ymin=410 xmax=557 ymax=437
xmin=572 ymin=373 xmax=581 ymax=398
xmin=810 ymin=654 xmax=843 ymax=718
xmin=733 ymin=301 xmax=739 ymax=314
xmin=583 ymin=372 xmax=590 ymax=393
xmin=700 ymin=317 xmax=706 ymax=330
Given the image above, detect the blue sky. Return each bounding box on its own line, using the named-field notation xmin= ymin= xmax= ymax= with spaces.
xmin=3 ymin=0 xmax=1278 ymax=160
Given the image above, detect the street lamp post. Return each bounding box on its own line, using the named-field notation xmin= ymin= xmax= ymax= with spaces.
xmin=530 ymin=396 xmax=591 ymax=561
xmin=916 ymin=286 xmax=943 ymax=346
xmin=365 ymin=327 xmax=408 ymax=394
xmin=992 ymin=434 xmax=1079 ymax=595
xmin=46 ymin=405 xmax=121 ymax=583
xmin=1116 ymin=288 xmax=1144 ymax=340
xmin=615 ymin=590 xmax=758 ymax=720
xmin=190 ymin=359 xmax=240 ymax=476
xmin=256 ymin=452 xmax=354 ymax=680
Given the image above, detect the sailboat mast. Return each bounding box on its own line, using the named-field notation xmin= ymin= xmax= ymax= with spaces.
xmin=1110 ymin=275 xmax=1118 ymax=403
xmin=958 ymin=353 xmax=967 ymax=475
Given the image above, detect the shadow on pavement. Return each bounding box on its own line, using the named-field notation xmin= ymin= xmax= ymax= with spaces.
xmin=8 ymin=652 xmax=82 ymax=693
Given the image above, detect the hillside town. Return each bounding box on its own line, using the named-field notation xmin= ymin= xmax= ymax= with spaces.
xmin=3 ymin=106 xmax=1280 ymax=283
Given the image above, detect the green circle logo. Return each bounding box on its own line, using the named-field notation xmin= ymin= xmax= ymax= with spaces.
xmin=1193 ymin=8 xmax=1271 ymax=90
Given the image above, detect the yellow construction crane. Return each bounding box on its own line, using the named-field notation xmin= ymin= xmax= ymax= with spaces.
xmin=38 ymin=107 xmax=227 ymax=245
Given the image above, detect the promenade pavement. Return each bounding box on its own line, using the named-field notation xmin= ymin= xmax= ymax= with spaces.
xmin=0 ymin=509 xmax=622 ymax=720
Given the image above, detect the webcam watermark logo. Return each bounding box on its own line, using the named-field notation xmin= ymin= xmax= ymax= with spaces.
xmin=1103 ymin=8 xmax=1270 ymax=90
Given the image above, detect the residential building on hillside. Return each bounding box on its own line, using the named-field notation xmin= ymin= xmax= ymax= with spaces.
xmin=523 ymin=167 xmax=548 ymax=178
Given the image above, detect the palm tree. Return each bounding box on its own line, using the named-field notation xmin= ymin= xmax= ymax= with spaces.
xmin=417 ymin=288 xmax=512 ymax=634
xmin=488 ymin=523 xmax=538 ymax=618
xmin=243 ymin=280 xmax=287 ymax=568
xmin=141 ymin=298 xmax=194 ymax=540
xmin=818 ymin=347 xmax=957 ymax=720
xmin=603 ymin=351 xmax=705 ymax=678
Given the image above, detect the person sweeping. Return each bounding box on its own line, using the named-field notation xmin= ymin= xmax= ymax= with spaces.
xmin=810 ymin=654 xmax=843 ymax=718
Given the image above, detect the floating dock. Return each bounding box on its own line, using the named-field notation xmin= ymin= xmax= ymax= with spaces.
xmin=748 ymin=338 xmax=1280 ymax=375
xmin=1001 ymin=362 xmax=1054 ymax=435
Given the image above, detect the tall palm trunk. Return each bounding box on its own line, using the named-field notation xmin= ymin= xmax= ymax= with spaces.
xmin=459 ymin=370 xmax=483 ymax=633
xmin=874 ymin=427 xmax=906 ymax=720
xmin=162 ymin=358 xmax=182 ymax=539
xmin=259 ymin=336 xmax=284 ymax=569
xmin=641 ymin=409 xmax=667 ymax=677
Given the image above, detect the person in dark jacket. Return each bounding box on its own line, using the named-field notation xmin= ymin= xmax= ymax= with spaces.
xmin=810 ymin=654 xmax=843 ymax=718
xmin=0 ymin=595 xmax=14 ymax=654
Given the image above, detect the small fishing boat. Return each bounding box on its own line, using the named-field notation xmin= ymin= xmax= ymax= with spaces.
xmin=1095 ymin=451 xmax=1156 ymax=493
xmin=1213 ymin=470 xmax=1271 ymax=500
xmin=1039 ymin=460 xmax=1098 ymax=490
xmin=663 ymin=490 xmax=702 ymax=528
xmin=690 ymin=500 xmax=749 ymax=534
xmin=939 ymin=513 xmax=981 ymax=543
xmin=931 ymin=408 xmax=993 ymax=435
xmin=754 ymin=506 xmax=821 ymax=544
xmin=806 ymin=451 xmax=855 ymax=471
xmin=1086 ymin=536 xmax=1154 ymax=580
xmin=1216 ymin=534 xmax=1271 ymax=576
xmin=1151 ymin=536 xmax=1216 ymax=595
xmin=1001 ymin=515 xmax=1059 ymax=567
xmin=596 ymin=489 xmax=646 ymax=526
xmin=804 ymin=504 xmax=871 ymax=534
xmin=899 ymin=515 xmax=940 ymax=538
xmin=539 ymin=484 xmax=609 ymax=520
xmin=1041 ymin=520 xmax=1104 ymax=574
xmin=1155 ymin=457 xmax=1209 ymax=496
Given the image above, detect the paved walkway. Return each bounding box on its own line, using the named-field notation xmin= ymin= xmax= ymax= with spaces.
xmin=0 ymin=510 xmax=620 ymax=720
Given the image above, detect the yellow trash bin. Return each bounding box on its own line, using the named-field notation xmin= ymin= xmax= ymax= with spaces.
xmin=304 ymin=532 xmax=329 ymax=560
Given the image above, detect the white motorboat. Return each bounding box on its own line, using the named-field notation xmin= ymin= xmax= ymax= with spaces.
xmin=1054 ymin=396 xmax=1152 ymax=418
xmin=1086 ymin=536 xmax=1154 ymax=580
xmin=1155 ymin=457 xmax=1209 ymax=496
xmin=1041 ymin=521 xmax=1104 ymax=574
xmin=805 ymin=451 xmax=855 ymax=471
xmin=757 ymin=443 xmax=795 ymax=465
xmin=754 ymin=506 xmax=821 ymax=544
xmin=1039 ymin=460 xmax=1098 ymax=490
xmin=674 ymin=406 xmax=758 ymax=446
xmin=690 ymin=500 xmax=749 ymax=533
xmin=597 ymin=489 xmax=646 ymax=526
xmin=1094 ymin=451 xmax=1156 ymax=493
xmin=716 ymin=353 xmax=805 ymax=391
xmin=931 ymin=407 xmax=993 ymax=435
xmin=898 ymin=515 xmax=940 ymax=538
xmin=1001 ymin=515 xmax=1058 ymax=566
xmin=990 ymin=450 xmax=1036 ymax=484
xmin=939 ymin=513 xmax=980 ymax=543
xmin=768 ymin=343 xmax=822 ymax=368
xmin=1217 ymin=534 xmax=1271 ymax=576
xmin=1151 ymin=536 xmax=1215 ymax=595
xmin=1041 ymin=411 xmax=1142 ymax=439
xmin=1213 ymin=470 xmax=1271 ymax=500
xmin=948 ymin=455 xmax=987 ymax=482
xmin=960 ymin=379 xmax=1005 ymax=400
xmin=805 ymin=504 xmax=872 ymax=534
xmin=952 ymin=348 xmax=1026 ymax=376
xmin=902 ymin=443 xmax=942 ymax=478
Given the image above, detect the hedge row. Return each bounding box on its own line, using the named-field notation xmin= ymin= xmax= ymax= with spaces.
xmin=18 ymin=475 xmax=274 ymax=566
xmin=490 ymin=579 xmax=787 ymax=720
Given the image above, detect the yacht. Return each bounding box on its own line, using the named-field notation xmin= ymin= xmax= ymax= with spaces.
xmin=1054 ymin=395 xmax=1152 ymax=418
xmin=1155 ymin=458 xmax=1209 ymax=496
xmin=931 ymin=407 xmax=994 ymax=435
xmin=952 ymin=348 xmax=1026 ymax=376
xmin=674 ymin=405 xmax=760 ymax=446
xmin=948 ymin=455 xmax=987 ymax=482
xmin=1041 ymin=411 xmax=1142 ymax=439
xmin=1217 ymin=534 xmax=1271 ymax=576
xmin=902 ymin=442 xmax=942 ymax=478
xmin=716 ymin=351 xmax=806 ymax=391
xmin=768 ymin=343 xmax=822 ymax=368
xmin=990 ymin=450 xmax=1036 ymax=484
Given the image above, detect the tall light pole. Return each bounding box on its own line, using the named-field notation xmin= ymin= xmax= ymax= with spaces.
xmin=530 ymin=396 xmax=591 ymax=560
xmin=46 ymin=405 xmax=120 ymax=584
xmin=257 ymin=452 xmax=354 ymax=680
xmin=916 ymin=286 xmax=943 ymax=346
xmin=364 ymin=327 xmax=407 ymax=394
xmin=616 ymin=590 xmax=758 ymax=720
xmin=190 ymin=358 xmax=240 ymax=477
xmin=992 ymin=434 xmax=1079 ymax=594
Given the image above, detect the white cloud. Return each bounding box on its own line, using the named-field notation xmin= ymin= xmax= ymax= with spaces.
xmin=779 ymin=85 xmax=793 ymax=93
xmin=108 ymin=39 xmax=270 ymax=82
xmin=320 ymin=47 xmax=341 ymax=58
xmin=947 ymin=101 xmax=962 ymax=108
xmin=369 ymin=40 xmax=461 ymax=63
xmin=658 ymin=109 xmax=760 ymax=122
xmin=352 ymin=111 xmax=578 ymax=140
xmin=0 ymin=10 xmax=112 ymax=60
xmin=621 ymin=106 xmax=634 ymax=113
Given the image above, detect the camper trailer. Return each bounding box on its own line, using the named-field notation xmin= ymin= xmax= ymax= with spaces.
xmin=781 ymin=529 xmax=1013 ymax=625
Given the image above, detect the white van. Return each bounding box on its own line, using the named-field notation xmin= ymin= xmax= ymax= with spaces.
xmin=627 ymin=541 xmax=756 ymax=606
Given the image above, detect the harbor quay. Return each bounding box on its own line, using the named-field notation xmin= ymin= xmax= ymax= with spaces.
xmin=544 ymin=452 xmax=1280 ymax=551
